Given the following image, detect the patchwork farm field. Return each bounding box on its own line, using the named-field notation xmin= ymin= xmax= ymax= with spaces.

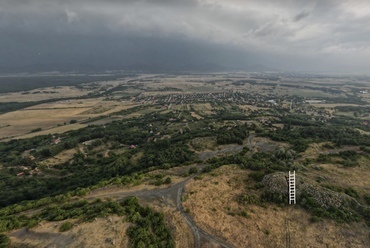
xmin=0 ymin=97 xmax=139 ymax=140
xmin=1 ymin=72 xmax=370 ymax=247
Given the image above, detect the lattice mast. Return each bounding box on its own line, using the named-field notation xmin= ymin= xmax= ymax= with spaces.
xmin=288 ymin=171 xmax=296 ymax=204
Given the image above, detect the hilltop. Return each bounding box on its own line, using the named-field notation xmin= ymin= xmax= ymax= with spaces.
xmin=1 ymin=72 xmax=370 ymax=247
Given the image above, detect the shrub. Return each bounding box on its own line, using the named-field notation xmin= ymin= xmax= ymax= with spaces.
xmin=237 ymin=194 xmax=260 ymax=205
xmin=30 ymin=127 xmax=42 ymax=133
xmin=364 ymin=194 xmax=370 ymax=205
xmin=188 ymin=167 xmax=198 ymax=174
xmin=249 ymin=171 xmax=265 ymax=182
xmin=59 ymin=221 xmax=73 ymax=232
xmin=0 ymin=234 xmax=11 ymax=248
xmin=164 ymin=177 xmax=172 ymax=184
xmin=240 ymin=210 xmax=248 ymax=218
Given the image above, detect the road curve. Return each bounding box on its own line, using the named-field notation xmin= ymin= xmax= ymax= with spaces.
xmin=87 ymin=175 xmax=233 ymax=248
xmin=177 ymin=187 xmax=233 ymax=248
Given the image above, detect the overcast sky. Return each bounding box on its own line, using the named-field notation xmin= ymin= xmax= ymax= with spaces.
xmin=1 ymin=0 xmax=369 ymax=73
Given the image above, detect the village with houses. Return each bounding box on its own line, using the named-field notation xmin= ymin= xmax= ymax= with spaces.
xmin=1 ymin=72 xmax=370 ymax=247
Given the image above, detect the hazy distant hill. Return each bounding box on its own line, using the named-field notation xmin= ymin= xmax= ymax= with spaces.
xmin=0 ymin=63 xmax=275 ymax=74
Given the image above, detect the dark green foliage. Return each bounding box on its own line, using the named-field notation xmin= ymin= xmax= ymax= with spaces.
xmin=0 ymin=234 xmax=10 ymax=248
xmin=59 ymin=221 xmax=73 ymax=232
xmin=237 ymin=194 xmax=260 ymax=205
xmin=261 ymin=191 xmax=287 ymax=205
xmin=164 ymin=177 xmax=172 ymax=184
xmin=69 ymin=119 xmax=77 ymax=124
xmin=0 ymin=215 xmax=40 ymax=233
xmin=188 ymin=167 xmax=198 ymax=175
xmin=316 ymin=151 xmax=360 ymax=167
xmin=322 ymin=185 xmax=359 ymax=198
xmin=299 ymin=191 xmax=360 ymax=224
xmin=216 ymin=126 xmax=248 ymax=145
xmin=30 ymin=127 xmax=42 ymax=133
xmin=249 ymin=171 xmax=265 ymax=182
xmin=0 ymin=111 xmax=198 ymax=206
xmin=122 ymin=196 xmax=174 ymax=248
xmin=0 ymin=198 xmax=134 ymax=233
xmin=364 ymin=194 xmax=370 ymax=206
xmin=39 ymin=199 xmax=125 ymax=222
xmin=265 ymin=125 xmax=370 ymax=152
xmin=240 ymin=210 xmax=248 ymax=218
xmin=334 ymin=106 xmax=370 ymax=116
xmin=213 ymin=110 xmax=249 ymax=121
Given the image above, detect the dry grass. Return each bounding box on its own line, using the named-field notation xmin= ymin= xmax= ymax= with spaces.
xmin=190 ymin=112 xmax=203 ymax=120
xmin=183 ymin=165 xmax=369 ymax=248
xmin=310 ymin=103 xmax=361 ymax=108
xmin=191 ymin=103 xmax=215 ymax=116
xmin=0 ymin=98 xmax=139 ymax=139
xmin=306 ymin=162 xmax=370 ymax=191
xmin=0 ymin=108 xmax=88 ymax=139
xmin=238 ymin=104 xmax=269 ymax=111
xmin=42 ymin=148 xmax=78 ymax=166
xmin=189 ymin=137 xmax=217 ymax=151
xmin=0 ymin=86 xmax=91 ymax=102
xmin=9 ymin=216 xmax=130 ymax=248
xmin=26 ymin=124 xmax=86 ymax=139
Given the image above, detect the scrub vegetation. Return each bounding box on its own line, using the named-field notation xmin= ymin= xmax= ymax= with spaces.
xmin=1 ymin=72 xmax=370 ymax=247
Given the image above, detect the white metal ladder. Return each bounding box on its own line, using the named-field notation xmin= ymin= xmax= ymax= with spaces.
xmin=289 ymin=171 xmax=296 ymax=204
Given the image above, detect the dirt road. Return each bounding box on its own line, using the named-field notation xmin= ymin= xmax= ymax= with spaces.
xmin=88 ymin=174 xmax=233 ymax=248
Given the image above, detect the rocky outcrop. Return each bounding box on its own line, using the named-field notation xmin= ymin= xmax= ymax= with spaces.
xmin=261 ymin=172 xmax=349 ymax=209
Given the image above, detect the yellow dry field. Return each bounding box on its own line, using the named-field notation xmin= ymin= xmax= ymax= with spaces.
xmin=142 ymin=77 xmax=223 ymax=94
xmin=300 ymin=143 xmax=357 ymax=159
xmin=0 ymin=98 xmax=139 ymax=139
xmin=310 ymin=103 xmax=361 ymax=108
xmin=191 ymin=103 xmax=212 ymax=111
xmin=26 ymin=98 xmax=138 ymax=115
xmin=14 ymin=124 xmax=87 ymax=140
xmin=190 ymin=103 xmax=215 ymax=115
xmin=42 ymin=148 xmax=78 ymax=166
xmin=183 ymin=165 xmax=369 ymax=248
xmin=273 ymin=123 xmax=284 ymax=129
xmin=0 ymin=86 xmax=91 ymax=102
xmin=0 ymin=109 xmax=88 ymax=139
xmin=9 ymin=216 xmax=130 ymax=248
xmin=238 ymin=104 xmax=269 ymax=111
xmin=190 ymin=112 xmax=203 ymax=120
xmin=305 ymin=162 xmax=370 ymax=192
xmin=26 ymin=99 xmax=100 ymax=109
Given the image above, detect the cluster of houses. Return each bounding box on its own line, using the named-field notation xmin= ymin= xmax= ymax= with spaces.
xmin=16 ymin=165 xmax=39 ymax=177
xmin=130 ymin=91 xmax=298 ymax=109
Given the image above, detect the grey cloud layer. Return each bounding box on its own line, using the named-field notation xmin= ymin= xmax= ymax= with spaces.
xmin=0 ymin=0 xmax=369 ymax=72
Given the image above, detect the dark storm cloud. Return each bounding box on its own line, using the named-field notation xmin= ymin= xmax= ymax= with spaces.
xmin=0 ymin=0 xmax=369 ymax=72
xmin=293 ymin=10 xmax=310 ymax=22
